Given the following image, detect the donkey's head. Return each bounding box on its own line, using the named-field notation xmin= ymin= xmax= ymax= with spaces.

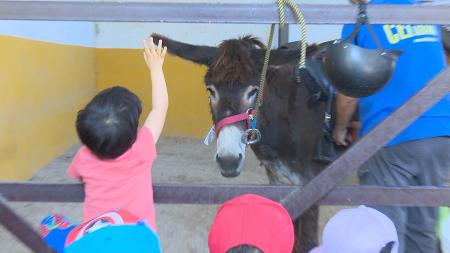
xmin=152 ymin=34 xmax=300 ymax=177
xmin=204 ymin=36 xmax=267 ymax=177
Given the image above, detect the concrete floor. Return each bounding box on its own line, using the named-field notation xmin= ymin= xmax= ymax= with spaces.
xmin=0 ymin=137 xmax=350 ymax=253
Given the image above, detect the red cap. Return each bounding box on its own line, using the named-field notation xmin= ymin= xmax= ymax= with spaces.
xmin=208 ymin=194 xmax=295 ymax=253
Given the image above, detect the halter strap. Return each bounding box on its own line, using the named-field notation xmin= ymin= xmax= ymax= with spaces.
xmin=214 ymin=109 xmax=255 ymax=137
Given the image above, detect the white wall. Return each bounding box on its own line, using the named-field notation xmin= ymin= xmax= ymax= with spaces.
xmin=96 ymin=23 xmax=281 ymax=48
xmin=23 ymin=0 xmax=344 ymax=3
xmin=0 ymin=21 xmax=96 ymax=47
xmin=95 ymin=0 xmax=349 ymax=48
xmin=95 ymin=22 xmax=345 ymax=48
xmin=0 ymin=1 xmax=350 ymax=48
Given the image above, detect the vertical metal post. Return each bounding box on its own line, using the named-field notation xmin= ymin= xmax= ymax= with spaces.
xmin=278 ymin=24 xmax=290 ymax=47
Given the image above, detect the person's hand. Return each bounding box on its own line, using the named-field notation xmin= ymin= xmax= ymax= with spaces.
xmin=143 ymin=37 xmax=167 ymax=71
xmin=346 ymin=121 xmax=361 ymax=143
xmin=333 ymin=124 xmax=350 ymax=146
xmin=333 ymin=121 xmax=360 ymax=146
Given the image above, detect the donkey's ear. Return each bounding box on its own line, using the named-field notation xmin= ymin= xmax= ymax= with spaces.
xmin=251 ymin=48 xmax=301 ymax=66
xmin=151 ymin=33 xmax=218 ymax=66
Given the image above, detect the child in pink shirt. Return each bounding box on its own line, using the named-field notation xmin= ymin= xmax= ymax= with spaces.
xmin=68 ymin=38 xmax=168 ymax=231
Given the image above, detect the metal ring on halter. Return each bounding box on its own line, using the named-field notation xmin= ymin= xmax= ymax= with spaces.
xmin=241 ymin=128 xmax=262 ymax=145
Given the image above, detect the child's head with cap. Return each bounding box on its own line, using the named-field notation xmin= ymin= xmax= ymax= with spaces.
xmin=64 ymin=209 xmax=162 ymax=253
xmin=65 ymin=223 xmax=162 ymax=253
xmin=208 ymin=194 xmax=295 ymax=253
xmin=310 ymin=205 xmax=398 ymax=253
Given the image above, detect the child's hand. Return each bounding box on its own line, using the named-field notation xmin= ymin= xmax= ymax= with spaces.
xmin=143 ymin=37 xmax=167 ymax=71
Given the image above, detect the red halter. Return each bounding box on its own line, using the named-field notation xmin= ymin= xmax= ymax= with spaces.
xmin=214 ymin=109 xmax=255 ymax=137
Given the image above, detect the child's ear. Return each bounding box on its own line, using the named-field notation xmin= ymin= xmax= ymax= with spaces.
xmin=379 ymin=241 xmax=395 ymax=253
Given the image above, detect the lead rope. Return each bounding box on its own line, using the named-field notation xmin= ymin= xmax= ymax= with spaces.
xmin=241 ymin=24 xmax=275 ymax=145
xmin=277 ymin=0 xmax=307 ymax=69
xmin=254 ymin=24 xmax=275 ymax=120
xmin=254 ymin=0 xmax=308 ymax=119
xmin=244 ymin=1 xmax=308 ymax=145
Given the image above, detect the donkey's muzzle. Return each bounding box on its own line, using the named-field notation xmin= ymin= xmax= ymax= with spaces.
xmin=216 ymin=154 xmax=243 ymax=177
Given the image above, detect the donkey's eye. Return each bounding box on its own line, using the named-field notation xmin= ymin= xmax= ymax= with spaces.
xmin=247 ymin=88 xmax=258 ymax=100
xmin=207 ymin=87 xmax=216 ymax=98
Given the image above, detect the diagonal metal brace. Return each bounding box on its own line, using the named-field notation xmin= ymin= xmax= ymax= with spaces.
xmin=0 ymin=195 xmax=56 ymax=253
xmin=281 ymin=66 xmax=450 ymax=219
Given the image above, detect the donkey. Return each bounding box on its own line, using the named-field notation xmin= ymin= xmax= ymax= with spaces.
xmin=152 ymin=33 xmax=339 ymax=252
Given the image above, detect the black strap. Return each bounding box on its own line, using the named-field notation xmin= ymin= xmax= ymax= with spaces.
xmin=360 ymin=2 xmax=383 ymax=49
xmin=323 ymin=85 xmax=334 ymax=132
xmin=312 ymin=84 xmax=337 ymax=164
xmin=294 ymin=66 xmax=324 ymax=102
xmin=344 ymin=2 xmax=383 ymax=49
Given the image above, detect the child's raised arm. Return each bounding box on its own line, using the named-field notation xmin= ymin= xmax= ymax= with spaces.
xmin=143 ymin=37 xmax=169 ymax=143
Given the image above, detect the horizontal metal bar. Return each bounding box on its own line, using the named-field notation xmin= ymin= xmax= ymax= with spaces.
xmin=0 ymin=2 xmax=450 ymax=24
xmin=0 ymin=195 xmax=56 ymax=253
xmin=1 ymin=182 xmax=450 ymax=207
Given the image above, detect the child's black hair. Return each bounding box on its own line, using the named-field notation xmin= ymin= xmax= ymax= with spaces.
xmin=76 ymin=86 xmax=142 ymax=159
xmin=380 ymin=241 xmax=396 ymax=253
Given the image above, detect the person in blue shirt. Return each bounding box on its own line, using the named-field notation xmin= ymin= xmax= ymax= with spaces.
xmin=333 ymin=0 xmax=450 ymax=252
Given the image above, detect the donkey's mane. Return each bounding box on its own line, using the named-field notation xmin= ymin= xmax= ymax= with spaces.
xmin=209 ymin=35 xmax=321 ymax=86
xmin=211 ymin=36 xmax=264 ymax=86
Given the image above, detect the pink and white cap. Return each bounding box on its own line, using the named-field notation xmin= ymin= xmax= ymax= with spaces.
xmin=310 ymin=205 xmax=398 ymax=253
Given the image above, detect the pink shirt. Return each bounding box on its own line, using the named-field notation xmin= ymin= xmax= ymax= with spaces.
xmin=68 ymin=127 xmax=157 ymax=230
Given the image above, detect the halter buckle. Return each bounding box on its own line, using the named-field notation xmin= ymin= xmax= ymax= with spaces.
xmin=241 ymin=128 xmax=261 ymax=145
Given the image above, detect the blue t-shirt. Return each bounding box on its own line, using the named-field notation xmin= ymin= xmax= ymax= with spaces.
xmin=341 ymin=0 xmax=450 ymax=146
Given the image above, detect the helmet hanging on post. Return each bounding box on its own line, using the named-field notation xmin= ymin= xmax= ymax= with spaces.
xmin=322 ymin=2 xmax=403 ymax=97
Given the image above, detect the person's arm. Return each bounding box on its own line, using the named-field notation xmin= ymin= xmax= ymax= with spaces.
xmin=143 ymin=37 xmax=169 ymax=143
xmin=333 ymin=93 xmax=358 ymax=146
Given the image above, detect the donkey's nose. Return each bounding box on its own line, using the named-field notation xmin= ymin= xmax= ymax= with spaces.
xmin=216 ymin=153 xmax=243 ymax=177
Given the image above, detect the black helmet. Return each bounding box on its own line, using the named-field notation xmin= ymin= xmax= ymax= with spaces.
xmin=322 ymin=3 xmax=403 ymax=97
xmin=442 ymin=25 xmax=450 ymax=53
xmin=323 ymin=41 xmax=402 ymax=97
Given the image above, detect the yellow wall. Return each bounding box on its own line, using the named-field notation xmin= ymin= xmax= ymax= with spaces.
xmin=96 ymin=49 xmax=212 ymax=137
xmin=1 ymin=40 xmax=211 ymax=180
xmin=0 ymin=35 xmax=96 ymax=179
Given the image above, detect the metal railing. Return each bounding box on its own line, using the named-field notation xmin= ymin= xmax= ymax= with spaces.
xmin=0 ymin=2 xmax=449 ymax=253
